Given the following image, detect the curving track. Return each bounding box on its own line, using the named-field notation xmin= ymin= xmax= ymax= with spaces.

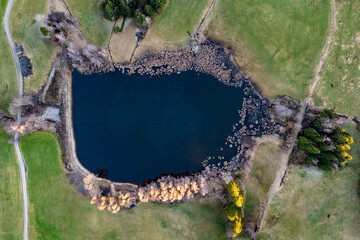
xmin=4 ymin=0 xmax=28 ymax=239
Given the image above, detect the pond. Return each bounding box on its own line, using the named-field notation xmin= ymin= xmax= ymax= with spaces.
xmin=72 ymin=70 xmax=250 ymax=184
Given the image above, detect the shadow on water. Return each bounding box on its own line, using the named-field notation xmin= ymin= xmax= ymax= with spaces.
xmin=72 ymin=70 xmax=263 ymax=184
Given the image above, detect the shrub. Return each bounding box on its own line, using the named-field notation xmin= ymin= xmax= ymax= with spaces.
xmin=40 ymin=27 xmax=49 ymax=36
xmin=317 ymin=152 xmax=337 ymax=171
xmin=129 ymin=0 xmax=139 ymax=9
xmin=323 ymin=108 xmax=335 ymax=119
xmin=231 ymin=218 xmax=242 ymax=237
xmin=317 ymin=158 xmax=333 ymax=171
xmin=226 ymin=181 xmax=240 ymax=198
xmin=144 ymin=4 xmax=155 ymax=17
xmin=150 ymin=0 xmax=166 ymax=9
xmin=225 ymin=204 xmax=239 ymax=221
xmin=306 ymin=154 xmax=317 ymax=164
xmin=332 ymin=127 xmax=348 ymax=144
xmin=113 ymin=26 xmax=121 ymax=33
xmin=235 ymin=173 xmax=242 ymax=179
xmin=135 ymin=12 xmax=147 ymax=27
xmin=313 ymin=118 xmax=324 ymax=130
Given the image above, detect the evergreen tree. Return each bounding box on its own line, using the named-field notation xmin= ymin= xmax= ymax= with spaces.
xmin=304 ymin=128 xmax=324 ymax=143
xmin=136 ymin=12 xmax=147 ymax=27
xmin=119 ymin=0 xmax=133 ymax=17
xmin=298 ymin=136 xmax=321 ymax=154
xmin=144 ymin=4 xmax=155 ymax=17
xmin=150 ymin=0 xmax=166 ymax=9
xmin=104 ymin=1 xmax=116 ymax=20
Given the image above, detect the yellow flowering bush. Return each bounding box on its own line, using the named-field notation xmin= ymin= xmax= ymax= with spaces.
xmin=225 ymin=204 xmax=239 ymax=221
xmin=224 ymin=180 xmax=244 ymax=237
xmin=231 ymin=218 xmax=243 ymax=237
xmin=226 ymin=181 xmax=240 ymax=198
xmin=234 ymin=195 xmax=244 ymax=208
xmin=346 ymin=136 xmax=354 ymax=144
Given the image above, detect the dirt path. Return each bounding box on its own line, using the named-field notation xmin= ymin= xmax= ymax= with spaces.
xmin=253 ymin=0 xmax=336 ymax=237
xmin=308 ymin=0 xmax=336 ymax=98
xmin=5 ymin=0 xmax=29 ymax=239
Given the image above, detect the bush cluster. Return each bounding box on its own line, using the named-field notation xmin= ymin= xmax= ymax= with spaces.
xmin=297 ymin=109 xmax=354 ymax=171
xmin=225 ymin=181 xmax=243 ymax=237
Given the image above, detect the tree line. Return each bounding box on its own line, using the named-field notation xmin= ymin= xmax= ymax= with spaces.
xmin=100 ymin=0 xmax=166 ymax=28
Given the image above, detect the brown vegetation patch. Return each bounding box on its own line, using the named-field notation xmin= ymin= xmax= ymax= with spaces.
xmin=109 ymin=18 xmax=137 ymax=63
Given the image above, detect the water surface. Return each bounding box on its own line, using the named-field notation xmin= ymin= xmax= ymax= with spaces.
xmin=72 ymin=70 xmax=246 ymax=183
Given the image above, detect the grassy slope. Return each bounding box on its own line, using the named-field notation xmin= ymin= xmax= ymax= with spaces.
xmin=10 ymin=0 xmax=56 ymax=92
xmin=0 ymin=130 xmax=23 ymax=240
xmin=260 ymin=124 xmax=360 ymax=240
xmin=64 ymin=0 xmax=112 ymax=46
xmin=0 ymin=0 xmax=17 ymax=111
xmin=244 ymin=141 xmax=283 ymax=223
xmin=20 ymin=131 xmax=228 ymax=240
xmin=208 ymin=0 xmax=330 ymax=100
xmin=314 ymin=0 xmax=360 ymax=117
xmin=151 ymin=0 xmax=210 ymax=44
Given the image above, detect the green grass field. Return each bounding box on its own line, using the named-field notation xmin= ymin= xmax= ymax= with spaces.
xmin=244 ymin=141 xmax=283 ymax=223
xmin=10 ymin=0 xmax=57 ymax=92
xmin=20 ymin=131 xmax=228 ymax=239
xmin=0 ymin=0 xmax=17 ymax=111
xmin=0 ymin=130 xmax=23 ymax=240
xmin=314 ymin=0 xmax=360 ymax=117
xmin=64 ymin=0 xmax=113 ymax=46
xmin=151 ymin=0 xmax=211 ymax=45
xmin=260 ymin=124 xmax=360 ymax=240
xmin=208 ymin=0 xmax=330 ymax=100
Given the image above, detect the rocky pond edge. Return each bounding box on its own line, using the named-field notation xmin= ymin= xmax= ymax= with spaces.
xmin=57 ymin=41 xmax=281 ymax=213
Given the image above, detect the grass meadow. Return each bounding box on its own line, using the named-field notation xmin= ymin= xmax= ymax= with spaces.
xmin=0 ymin=0 xmax=17 ymax=111
xmin=207 ymin=0 xmax=330 ymax=100
xmin=10 ymin=0 xmax=57 ymax=92
xmin=151 ymin=0 xmax=211 ymax=44
xmin=244 ymin=141 xmax=283 ymax=224
xmin=134 ymin=0 xmax=211 ymax=57
xmin=260 ymin=124 xmax=360 ymax=240
xmin=64 ymin=0 xmax=113 ymax=46
xmin=20 ymin=131 xmax=228 ymax=240
xmin=314 ymin=0 xmax=360 ymax=117
xmin=0 ymin=130 xmax=23 ymax=240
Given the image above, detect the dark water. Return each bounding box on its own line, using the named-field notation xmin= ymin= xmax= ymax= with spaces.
xmin=72 ymin=70 xmax=246 ymax=184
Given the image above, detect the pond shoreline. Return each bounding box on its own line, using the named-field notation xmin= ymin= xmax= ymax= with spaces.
xmin=59 ymin=42 xmax=278 ymax=213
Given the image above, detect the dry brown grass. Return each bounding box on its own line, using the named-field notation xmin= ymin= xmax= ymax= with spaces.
xmin=109 ymin=18 xmax=137 ymax=64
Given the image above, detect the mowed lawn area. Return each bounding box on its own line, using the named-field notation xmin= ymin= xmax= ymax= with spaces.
xmin=207 ymin=0 xmax=330 ymax=100
xmin=10 ymin=0 xmax=57 ymax=91
xmin=0 ymin=130 xmax=23 ymax=240
xmin=20 ymin=131 xmax=228 ymax=240
xmin=64 ymin=0 xmax=112 ymax=46
xmin=260 ymin=124 xmax=360 ymax=240
xmin=314 ymin=0 xmax=360 ymax=117
xmin=0 ymin=0 xmax=17 ymax=111
xmin=244 ymin=141 xmax=283 ymax=224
